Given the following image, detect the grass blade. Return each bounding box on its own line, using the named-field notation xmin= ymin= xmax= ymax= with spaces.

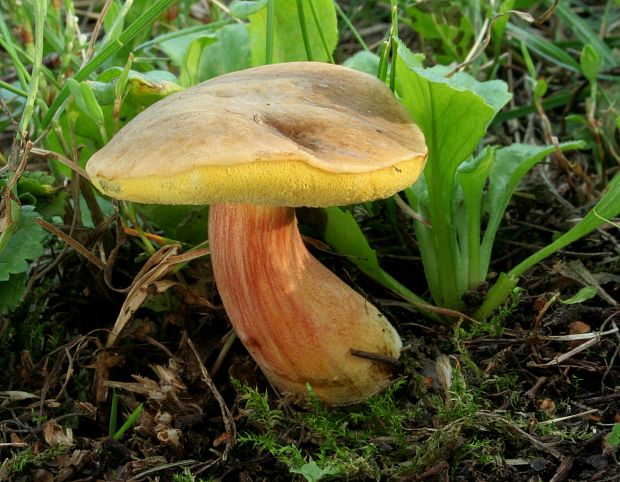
xmin=266 ymin=0 xmax=275 ymax=64
xmin=307 ymin=0 xmax=334 ymax=63
xmin=547 ymin=0 xmax=616 ymax=68
xmin=296 ymin=0 xmax=313 ymax=60
xmin=18 ymin=0 xmax=47 ymax=137
xmin=112 ymin=403 xmax=144 ymax=441
xmin=333 ymin=1 xmax=368 ymax=51
xmin=41 ymin=0 xmax=176 ymax=130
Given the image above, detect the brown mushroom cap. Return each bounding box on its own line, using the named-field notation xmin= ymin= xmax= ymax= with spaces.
xmin=86 ymin=62 xmax=427 ymax=207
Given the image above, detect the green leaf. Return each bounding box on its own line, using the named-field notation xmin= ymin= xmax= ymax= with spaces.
xmin=479 ymin=171 xmax=620 ymax=318
xmin=560 ymin=286 xmax=598 ymax=305
xmin=534 ymin=78 xmax=548 ymax=99
xmin=289 ymin=460 xmax=340 ymax=482
xmin=247 ymin=0 xmax=337 ymax=65
xmin=482 ymin=141 xmax=584 ymax=277
xmin=395 ymin=38 xmax=511 ymax=308
xmin=136 ymin=204 xmax=209 ymax=245
xmin=549 ymin=0 xmax=616 ymax=69
xmin=13 ymin=171 xmax=55 ymax=198
xmin=230 ymin=0 xmax=268 ymax=17
xmin=609 ymin=423 xmax=620 ymax=446
xmin=323 ymin=207 xmax=428 ymax=307
xmin=103 ymin=0 xmax=123 ymax=40
xmin=80 ymin=82 xmax=106 ymax=126
xmin=343 ymin=51 xmax=380 ymax=76
xmin=199 ymin=24 xmax=251 ymax=80
xmin=0 ymin=272 xmax=28 ymax=315
xmin=41 ymin=0 xmax=177 ymax=130
xmin=404 ymin=1 xmax=474 ymax=64
xmin=580 ymin=44 xmax=601 ymax=84
xmin=456 ymin=147 xmax=495 ymax=288
xmin=179 ymin=35 xmax=217 ymax=87
xmin=0 ymin=205 xmax=47 ymax=281
xmin=66 ymin=78 xmax=90 ymax=115
xmin=159 ymin=31 xmax=214 ymax=67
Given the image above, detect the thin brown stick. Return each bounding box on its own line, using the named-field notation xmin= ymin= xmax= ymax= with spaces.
xmin=36 ymin=218 xmax=107 ymax=270
xmin=29 ymin=147 xmax=89 ymax=179
xmin=186 ymin=337 xmax=235 ymax=461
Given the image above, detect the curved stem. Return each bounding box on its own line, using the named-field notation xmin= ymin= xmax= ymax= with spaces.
xmin=208 ymin=203 xmax=402 ymax=405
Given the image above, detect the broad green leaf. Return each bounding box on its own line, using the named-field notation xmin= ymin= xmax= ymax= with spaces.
xmin=9 ymin=171 xmax=55 ymax=198
xmin=481 ymin=141 xmax=584 ymax=275
xmin=136 ymin=204 xmax=210 ymax=245
xmin=247 ymin=0 xmax=337 ymax=65
xmin=560 ymin=286 xmax=598 ymax=305
xmin=199 ymin=24 xmax=251 ymax=80
xmin=159 ymin=31 xmax=213 ymax=67
xmin=0 ymin=205 xmax=47 ymax=281
xmin=230 ymin=0 xmax=268 ymax=17
xmin=343 ymin=51 xmax=380 ymax=76
xmin=289 ymin=460 xmax=340 ymax=482
xmin=484 ymin=141 xmax=584 ymax=261
xmin=395 ymin=42 xmax=511 ymax=193
xmin=395 ymin=38 xmax=510 ymax=307
xmin=609 ymin=423 xmax=620 ymax=446
xmin=323 ymin=207 xmax=427 ymax=307
xmin=0 ymin=272 xmax=28 ymax=315
xmin=179 ymin=35 xmax=217 ymax=87
xmin=97 ymin=69 xmax=182 ymax=109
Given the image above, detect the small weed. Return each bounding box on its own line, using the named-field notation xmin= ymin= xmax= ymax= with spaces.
xmin=455 ymin=435 xmax=498 ymax=466
xmin=436 ymin=367 xmax=488 ymax=423
xmin=5 ymin=446 xmax=65 ymax=478
xmin=172 ymin=467 xmax=211 ymax=482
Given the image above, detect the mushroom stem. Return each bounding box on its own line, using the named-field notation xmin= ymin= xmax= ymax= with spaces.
xmin=208 ymin=203 xmax=402 ymax=405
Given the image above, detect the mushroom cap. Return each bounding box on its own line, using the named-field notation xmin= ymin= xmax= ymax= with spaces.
xmin=86 ymin=62 xmax=427 ymax=207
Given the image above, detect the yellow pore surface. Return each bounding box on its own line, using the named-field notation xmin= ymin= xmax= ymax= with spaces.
xmin=90 ymin=155 xmax=426 ymax=207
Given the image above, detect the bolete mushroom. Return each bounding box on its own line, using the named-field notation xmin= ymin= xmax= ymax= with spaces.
xmin=86 ymin=62 xmax=427 ymax=405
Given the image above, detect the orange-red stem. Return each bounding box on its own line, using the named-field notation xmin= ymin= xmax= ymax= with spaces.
xmin=208 ymin=203 xmax=402 ymax=404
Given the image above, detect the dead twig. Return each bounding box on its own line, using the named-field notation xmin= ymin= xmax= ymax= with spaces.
xmin=186 ymin=337 xmax=236 ymax=461
xmin=36 ymin=218 xmax=107 ymax=270
xmin=94 ymin=244 xmax=211 ymax=403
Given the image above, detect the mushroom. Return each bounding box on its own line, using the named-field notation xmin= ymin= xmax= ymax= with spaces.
xmin=86 ymin=62 xmax=427 ymax=405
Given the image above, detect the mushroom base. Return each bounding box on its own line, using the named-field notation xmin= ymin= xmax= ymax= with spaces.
xmin=208 ymin=203 xmax=402 ymax=405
